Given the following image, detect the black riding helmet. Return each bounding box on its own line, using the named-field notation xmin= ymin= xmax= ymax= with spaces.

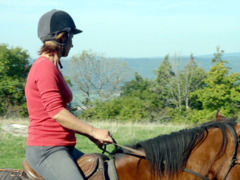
xmin=38 ymin=9 xmax=82 ymax=42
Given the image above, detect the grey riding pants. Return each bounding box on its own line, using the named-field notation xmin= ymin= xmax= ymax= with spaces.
xmin=26 ymin=146 xmax=85 ymax=180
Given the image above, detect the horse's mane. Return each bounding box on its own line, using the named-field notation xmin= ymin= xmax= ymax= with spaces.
xmin=113 ymin=119 xmax=237 ymax=177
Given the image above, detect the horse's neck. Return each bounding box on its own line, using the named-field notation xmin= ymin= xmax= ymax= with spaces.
xmin=114 ymin=154 xmax=152 ymax=180
xmin=185 ymin=123 xmax=240 ymax=179
xmin=114 ymin=155 xmax=190 ymax=180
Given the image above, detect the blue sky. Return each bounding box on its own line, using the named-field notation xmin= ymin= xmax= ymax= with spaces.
xmin=1 ymin=0 xmax=240 ymax=58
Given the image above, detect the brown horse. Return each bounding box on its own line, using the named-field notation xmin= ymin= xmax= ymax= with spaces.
xmin=113 ymin=119 xmax=240 ymax=180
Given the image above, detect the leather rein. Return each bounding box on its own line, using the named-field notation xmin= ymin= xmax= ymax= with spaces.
xmin=99 ymin=137 xmax=146 ymax=159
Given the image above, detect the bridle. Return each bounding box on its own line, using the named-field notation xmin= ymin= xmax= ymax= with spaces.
xmin=100 ymin=125 xmax=240 ymax=180
xmin=183 ymin=124 xmax=240 ymax=180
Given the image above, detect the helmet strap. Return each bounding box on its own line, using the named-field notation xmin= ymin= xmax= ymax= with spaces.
xmin=58 ymin=60 xmax=63 ymax=69
xmin=61 ymin=43 xmax=67 ymax=57
xmin=57 ymin=31 xmax=70 ymax=58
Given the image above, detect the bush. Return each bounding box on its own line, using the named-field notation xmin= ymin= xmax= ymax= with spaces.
xmin=79 ymin=96 xmax=152 ymax=122
xmin=169 ymin=109 xmax=219 ymax=124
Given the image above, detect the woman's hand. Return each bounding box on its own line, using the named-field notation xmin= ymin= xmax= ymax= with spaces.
xmin=89 ymin=127 xmax=114 ymax=146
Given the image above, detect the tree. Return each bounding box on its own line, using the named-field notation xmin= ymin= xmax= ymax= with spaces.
xmin=153 ymin=55 xmax=175 ymax=107
xmin=155 ymin=55 xmax=174 ymax=84
xmin=192 ymin=61 xmax=240 ymax=115
xmin=162 ymin=54 xmax=184 ymax=111
xmin=211 ymin=46 xmax=226 ymax=64
xmin=182 ymin=54 xmax=206 ymax=110
xmin=121 ymin=72 xmax=152 ymax=96
xmin=68 ymin=50 xmax=133 ymax=105
xmin=120 ymin=73 xmax=161 ymax=120
xmin=154 ymin=54 xmax=206 ymax=112
xmin=0 ymin=44 xmax=30 ymax=116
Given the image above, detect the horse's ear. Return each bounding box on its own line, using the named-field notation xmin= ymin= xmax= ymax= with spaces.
xmin=216 ymin=109 xmax=225 ymax=121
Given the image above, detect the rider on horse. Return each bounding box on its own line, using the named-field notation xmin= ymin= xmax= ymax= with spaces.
xmin=24 ymin=9 xmax=113 ymax=180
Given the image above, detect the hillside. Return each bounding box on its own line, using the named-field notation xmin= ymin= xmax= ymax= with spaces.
xmin=118 ymin=52 xmax=240 ymax=79
xmin=31 ymin=52 xmax=240 ymax=79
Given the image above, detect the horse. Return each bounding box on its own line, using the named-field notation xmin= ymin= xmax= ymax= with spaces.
xmin=1 ymin=118 xmax=240 ymax=180
xmin=113 ymin=118 xmax=240 ymax=180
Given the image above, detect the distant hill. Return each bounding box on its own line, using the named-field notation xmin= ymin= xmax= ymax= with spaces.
xmin=31 ymin=52 xmax=240 ymax=80
xmin=118 ymin=52 xmax=240 ymax=79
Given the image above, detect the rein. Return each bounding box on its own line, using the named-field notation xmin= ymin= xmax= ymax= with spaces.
xmin=111 ymin=142 xmax=146 ymax=158
xmin=184 ymin=123 xmax=240 ymax=180
xmin=99 ymin=137 xmax=146 ymax=159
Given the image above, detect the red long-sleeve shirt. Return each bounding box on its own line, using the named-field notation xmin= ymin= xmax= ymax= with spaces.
xmin=25 ymin=56 xmax=76 ymax=146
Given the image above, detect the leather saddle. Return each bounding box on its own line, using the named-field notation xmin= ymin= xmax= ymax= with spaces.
xmin=22 ymin=153 xmax=118 ymax=180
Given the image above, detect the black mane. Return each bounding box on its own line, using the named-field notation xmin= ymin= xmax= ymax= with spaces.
xmin=113 ymin=119 xmax=237 ymax=177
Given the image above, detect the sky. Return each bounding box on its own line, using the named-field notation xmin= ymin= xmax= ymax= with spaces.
xmin=1 ymin=0 xmax=240 ymax=58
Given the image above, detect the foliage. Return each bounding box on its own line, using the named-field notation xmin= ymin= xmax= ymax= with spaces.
xmin=121 ymin=72 xmax=151 ymax=96
xmin=181 ymin=54 xmax=206 ymax=110
xmin=191 ymin=47 xmax=240 ymax=117
xmin=81 ymin=73 xmax=169 ymax=122
xmin=168 ymin=108 xmax=216 ymax=124
xmin=0 ymin=44 xmax=30 ymax=117
xmin=80 ymin=96 xmax=151 ymax=122
xmin=79 ymin=48 xmax=240 ymax=123
xmin=153 ymin=54 xmax=206 ymax=111
xmin=153 ymin=55 xmax=174 ymax=108
xmin=192 ymin=62 xmax=240 ymax=116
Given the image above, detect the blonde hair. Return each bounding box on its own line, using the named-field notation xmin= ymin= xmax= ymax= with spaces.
xmin=38 ymin=32 xmax=68 ymax=55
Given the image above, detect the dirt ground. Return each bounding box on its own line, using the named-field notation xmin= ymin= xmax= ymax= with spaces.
xmin=0 ymin=119 xmax=28 ymax=137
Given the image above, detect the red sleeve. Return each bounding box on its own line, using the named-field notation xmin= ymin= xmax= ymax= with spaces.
xmin=36 ymin=60 xmax=65 ymax=117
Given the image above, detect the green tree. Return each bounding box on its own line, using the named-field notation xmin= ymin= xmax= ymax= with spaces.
xmin=153 ymin=54 xmax=206 ymax=112
xmin=153 ymin=55 xmax=174 ymax=107
xmin=192 ymin=61 xmax=240 ymax=115
xmin=120 ymin=72 xmax=151 ymax=96
xmin=0 ymin=44 xmax=30 ymax=116
xmin=120 ymin=73 xmax=161 ymax=120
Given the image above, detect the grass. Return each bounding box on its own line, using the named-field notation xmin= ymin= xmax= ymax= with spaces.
xmin=0 ymin=130 xmax=26 ymax=169
xmin=0 ymin=118 xmax=187 ymax=169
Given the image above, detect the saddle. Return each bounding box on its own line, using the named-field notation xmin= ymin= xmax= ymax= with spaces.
xmin=22 ymin=153 xmax=118 ymax=180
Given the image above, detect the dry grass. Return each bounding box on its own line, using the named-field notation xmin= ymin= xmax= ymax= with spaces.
xmin=0 ymin=117 xmax=29 ymax=125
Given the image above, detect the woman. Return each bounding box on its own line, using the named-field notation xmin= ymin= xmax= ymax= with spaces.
xmin=25 ymin=9 xmax=113 ymax=180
